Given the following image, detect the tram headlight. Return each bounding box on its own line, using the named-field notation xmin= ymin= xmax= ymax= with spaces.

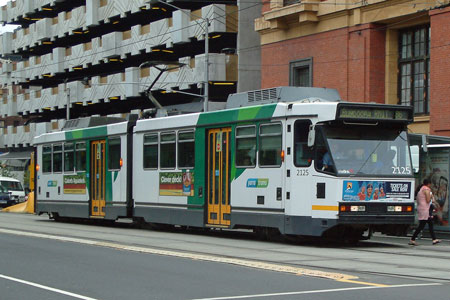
xmin=351 ymin=205 xmax=366 ymax=212
xmin=387 ymin=205 xmax=412 ymax=212
xmin=387 ymin=206 xmax=402 ymax=212
xmin=340 ymin=205 xmax=365 ymax=212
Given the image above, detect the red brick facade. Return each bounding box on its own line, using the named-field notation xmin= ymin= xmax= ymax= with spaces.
xmin=261 ymin=24 xmax=386 ymax=104
xmin=429 ymin=6 xmax=450 ymax=135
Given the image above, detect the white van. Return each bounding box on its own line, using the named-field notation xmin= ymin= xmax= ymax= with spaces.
xmin=0 ymin=176 xmax=26 ymax=204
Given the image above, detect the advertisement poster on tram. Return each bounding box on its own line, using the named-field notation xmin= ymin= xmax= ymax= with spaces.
xmin=63 ymin=174 xmax=86 ymax=194
xmin=159 ymin=172 xmax=194 ymax=196
xmin=419 ymin=149 xmax=449 ymax=227
xmin=342 ymin=180 xmax=411 ymax=202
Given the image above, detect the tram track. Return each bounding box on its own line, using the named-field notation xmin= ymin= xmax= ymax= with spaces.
xmin=2 ymin=213 xmax=450 ymax=285
xmin=3 ymin=224 xmax=450 ymax=286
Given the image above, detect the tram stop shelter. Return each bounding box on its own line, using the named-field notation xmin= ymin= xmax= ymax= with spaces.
xmin=409 ymin=134 xmax=450 ymax=231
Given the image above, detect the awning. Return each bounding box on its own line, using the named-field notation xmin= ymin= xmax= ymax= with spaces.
xmin=0 ymin=150 xmax=33 ymax=160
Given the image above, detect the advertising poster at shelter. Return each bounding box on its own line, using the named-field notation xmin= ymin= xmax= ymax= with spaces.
xmin=419 ymin=149 xmax=449 ymax=227
xmin=342 ymin=180 xmax=411 ymax=202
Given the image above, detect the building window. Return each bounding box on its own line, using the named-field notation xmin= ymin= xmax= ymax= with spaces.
xmin=290 ymin=58 xmax=313 ymax=87
xmin=284 ymin=0 xmax=301 ymax=5
xmin=398 ymin=26 xmax=430 ymax=114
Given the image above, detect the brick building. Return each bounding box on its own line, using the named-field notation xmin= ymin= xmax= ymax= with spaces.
xmin=256 ymin=0 xmax=450 ymax=135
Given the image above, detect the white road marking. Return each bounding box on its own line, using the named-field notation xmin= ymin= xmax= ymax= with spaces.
xmin=0 ymin=274 xmax=99 ymax=300
xmin=190 ymin=283 xmax=442 ymax=300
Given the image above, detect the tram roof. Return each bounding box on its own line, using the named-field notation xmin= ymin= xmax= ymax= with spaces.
xmin=225 ymin=86 xmax=341 ymax=109
xmin=33 ymin=118 xmax=130 ymax=145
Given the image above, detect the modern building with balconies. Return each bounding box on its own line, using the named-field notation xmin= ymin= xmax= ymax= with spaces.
xmin=0 ymin=0 xmax=262 ymax=156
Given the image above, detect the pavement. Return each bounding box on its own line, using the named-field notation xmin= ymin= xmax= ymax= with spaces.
xmin=407 ymin=225 xmax=450 ymax=240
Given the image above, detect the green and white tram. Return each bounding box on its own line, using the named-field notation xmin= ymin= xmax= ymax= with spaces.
xmin=34 ymin=87 xmax=415 ymax=240
xmin=34 ymin=117 xmax=136 ymax=219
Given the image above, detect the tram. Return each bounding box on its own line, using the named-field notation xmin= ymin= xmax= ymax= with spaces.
xmin=33 ymin=87 xmax=415 ymax=240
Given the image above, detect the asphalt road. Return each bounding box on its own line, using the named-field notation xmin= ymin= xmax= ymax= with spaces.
xmin=0 ymin=212 xmax=449 ymax=299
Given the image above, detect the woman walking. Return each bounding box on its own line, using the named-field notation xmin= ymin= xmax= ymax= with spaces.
xmin=409 ymin=179 xmax=441 ymax=246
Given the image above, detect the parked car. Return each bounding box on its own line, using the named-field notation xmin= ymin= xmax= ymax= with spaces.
xmin=0 ymin=176 xmax=26 ymax=206
xmin=0 ymin=185 xmax=14 ymax=208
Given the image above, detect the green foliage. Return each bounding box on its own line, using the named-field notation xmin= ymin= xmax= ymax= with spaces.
xmin=0 ymin=161 xmax=17 ymax=179
xmin=23 ymin=167 xmax=30 ymax=189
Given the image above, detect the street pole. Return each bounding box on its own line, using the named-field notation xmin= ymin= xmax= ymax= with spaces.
xmin=150 ymin=0 xmax=209 ymax=112
xmin=64 ymin=79 xmax=70 ymax=120
xmin=204 ymin=17 xmax=209 ymax=112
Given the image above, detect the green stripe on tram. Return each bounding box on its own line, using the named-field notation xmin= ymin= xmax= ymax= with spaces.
xmin=65 ymin=126 xmax=108 ymax=140
xmin=188 ymin=105 xmax=278 ymax=208
xmin=196 ymin=104 xmax=277 ymax=126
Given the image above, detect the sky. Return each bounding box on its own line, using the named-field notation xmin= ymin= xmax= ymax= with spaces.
xmin=0 ymin=0 xmax=20 ymax=34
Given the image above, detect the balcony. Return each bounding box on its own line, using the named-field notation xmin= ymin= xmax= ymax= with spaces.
xmin=15 ymin=52 xmax=236 ymax=116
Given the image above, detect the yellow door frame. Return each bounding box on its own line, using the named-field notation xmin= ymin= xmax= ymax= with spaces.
xmin=207 ymin=128 xmax=231 ymax=226
xmin=91 ymin=140 xmax=106 ymax=217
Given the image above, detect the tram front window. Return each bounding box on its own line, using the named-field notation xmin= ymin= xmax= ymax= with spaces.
xmin=320 ymin=127 xmax=412 ymax=176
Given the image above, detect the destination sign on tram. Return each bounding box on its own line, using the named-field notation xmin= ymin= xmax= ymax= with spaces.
xmin=337 ymin=105 xmax=412 ymax=121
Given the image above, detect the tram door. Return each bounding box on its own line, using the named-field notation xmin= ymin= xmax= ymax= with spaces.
xmin=90 ymin=140 xmax=106 ymax=217
xmin=207 ymin=128 xmax=231 ymax=226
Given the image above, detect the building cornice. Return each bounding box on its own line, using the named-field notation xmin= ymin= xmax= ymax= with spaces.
xmin=256 ymin=0 xmax=446 ymax=45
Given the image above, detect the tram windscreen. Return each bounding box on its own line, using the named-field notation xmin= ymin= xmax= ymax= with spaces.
xmin=322 ymin=127 xmax=412 ymax=176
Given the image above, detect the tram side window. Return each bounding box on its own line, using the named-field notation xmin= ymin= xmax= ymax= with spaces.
xmin=42 ymin=145 xmax=52 ymax=173
xmin=143 ymin=134 xmax=158 ymax=169
xmin=108 ymin=138 xmax=121 ymax=170
xmin=236 ymin=126 xmax=256 ymax=167
xmin=53 ymin=144 xmax=63 ymax=173
xmin=294 ymin=120 xmax=312 ymax=167
xmin=178 ymin=131 xmax=195 ymax=169
xmin=64 ymin=143 xmax=75 ymax=173
xmin=76 ymin=142 xmax=86 ymax=171
xmin=259 ymin=123 xmax=282 ymax=167
xmin=314 ymin=131 xmax=332 ymax=172
xmin=160 ymin=132 xmax=176 ymax=169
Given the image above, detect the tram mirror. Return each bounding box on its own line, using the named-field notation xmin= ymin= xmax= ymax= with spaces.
xmin=307 ymin=126 xmax=315 ymax=147
xmin=410 ymin=145 xmax=420 ymax=174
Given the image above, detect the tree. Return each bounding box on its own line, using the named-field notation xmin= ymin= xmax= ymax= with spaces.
xmin=0 ymin=161 xmax=17 ymax=179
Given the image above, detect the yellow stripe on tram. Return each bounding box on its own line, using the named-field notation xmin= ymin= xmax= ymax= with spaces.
xmin=311 ymin=205 xmax=339 ymax=211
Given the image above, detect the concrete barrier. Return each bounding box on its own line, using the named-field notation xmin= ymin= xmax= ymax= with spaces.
xmin=1 ymin=192 xmax=34 ymax=214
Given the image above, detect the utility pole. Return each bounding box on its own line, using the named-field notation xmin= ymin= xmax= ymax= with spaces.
xmin=204 ymin=17 xmax=209 ymax=112
xmin=64 ymin=79 xmax=70 ymax=120
xmin=150 ymin=0 xmax=210 ymax=112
